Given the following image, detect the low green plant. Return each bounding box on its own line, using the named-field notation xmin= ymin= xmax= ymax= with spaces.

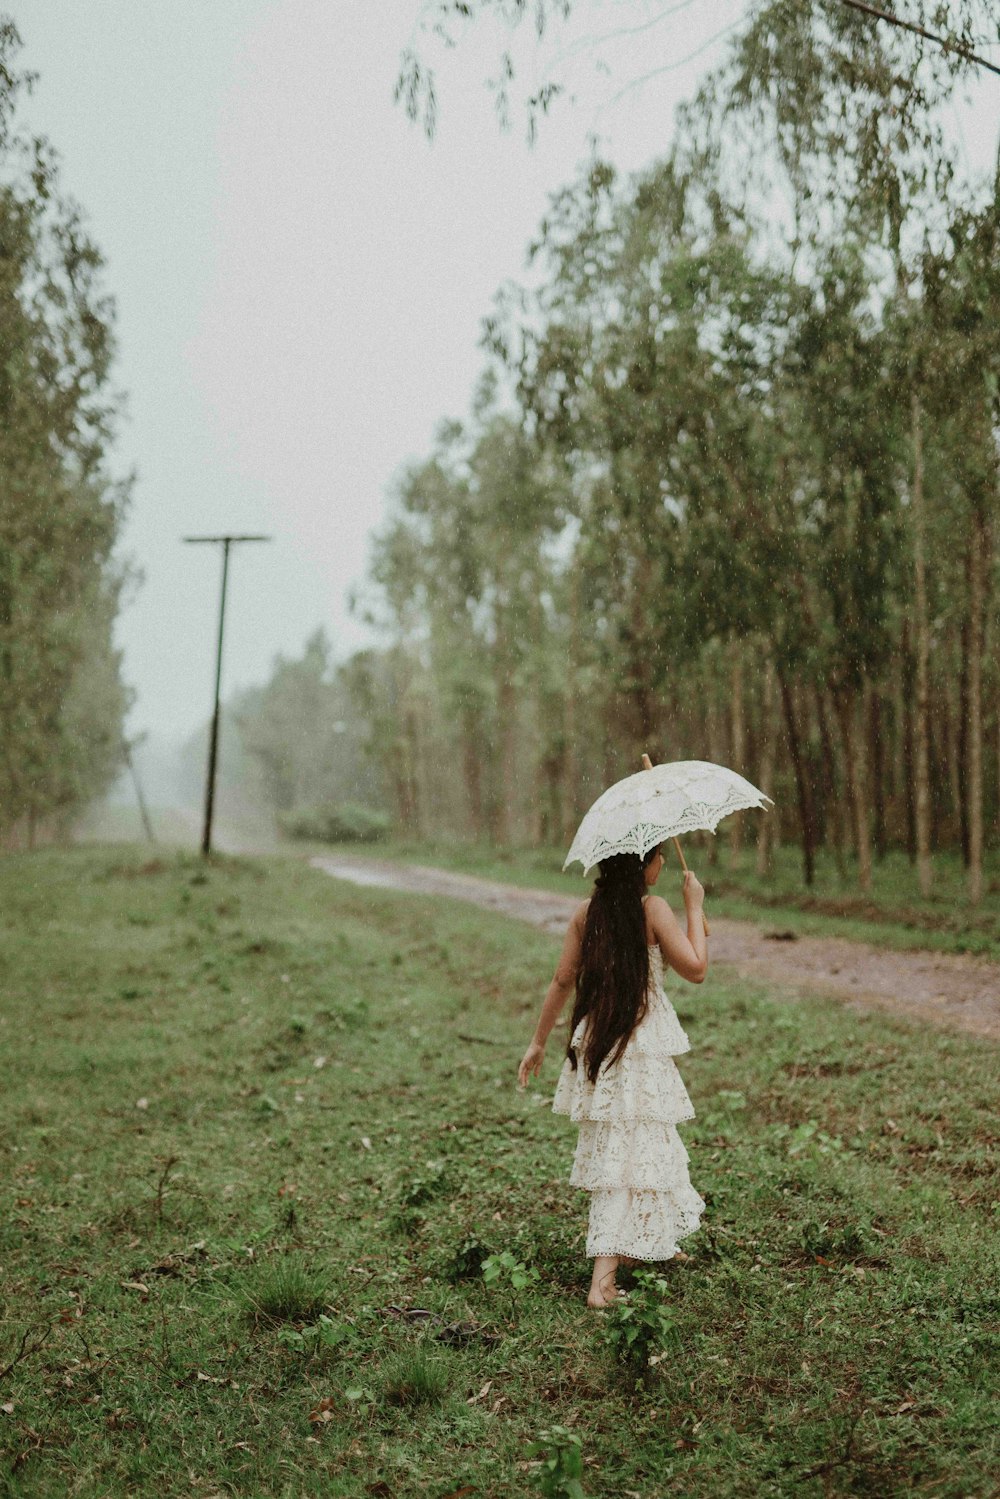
xmin=481 ymin=1251 xmax=540 ymax=1291
xmin=276 ymin=1313 xmax=354 ymax=1355
xmin=279 ymin=802 xmax=390 ymax=844
xmin=398 ymin=1159 xmax=447 ymax=1208
xmin=600 ymin=1269 xmax=679 ymax=1373
xmin=446 ymin=1233 xmax=492 ymax=1281
xmin=525 ymin=1425 xmax=586 ymax=1499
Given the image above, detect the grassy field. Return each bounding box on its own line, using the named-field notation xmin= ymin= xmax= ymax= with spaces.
xmin=75 ymin=799 xmax=1000 ymax=958
xmin=357 ymin=839 xmax=1000 ymax=962
xmin=1 ymin=848 xmax=997 ymax=1497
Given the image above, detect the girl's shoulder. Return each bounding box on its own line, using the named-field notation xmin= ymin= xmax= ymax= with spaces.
xmin=642 ymin=893 xmax=674 ymax=935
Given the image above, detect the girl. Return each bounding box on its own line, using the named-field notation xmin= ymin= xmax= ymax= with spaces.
xmin=518 ymin=844 xmax=708 ymax=1308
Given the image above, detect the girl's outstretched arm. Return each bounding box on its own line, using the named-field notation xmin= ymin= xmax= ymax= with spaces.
xmin=517 ymin=901 xmax=587 ymax=1086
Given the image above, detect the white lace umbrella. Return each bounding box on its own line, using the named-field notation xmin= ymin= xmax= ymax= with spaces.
xmin=564 ymin=758 xmax=773 ymax=877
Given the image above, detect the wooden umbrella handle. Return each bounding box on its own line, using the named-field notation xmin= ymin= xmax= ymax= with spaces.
xmin=641 ymin=752 xmax=710 ymax=937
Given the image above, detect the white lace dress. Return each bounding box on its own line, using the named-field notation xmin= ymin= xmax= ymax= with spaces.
xmin=551 ymin=943 xmax=705 ymax=1261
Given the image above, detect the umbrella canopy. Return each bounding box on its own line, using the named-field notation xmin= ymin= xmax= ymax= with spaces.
xmin=564 ymin=759 xmax=772 ymax=875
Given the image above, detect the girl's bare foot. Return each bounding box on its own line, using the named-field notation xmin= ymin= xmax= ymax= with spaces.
xmin=587 ymin=1256 xmax=621 ymax=1308
xmin=587 ymin=1286 xmax=626 ymax=1308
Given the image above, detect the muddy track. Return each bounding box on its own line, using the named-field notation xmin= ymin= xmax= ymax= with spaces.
xmin=311 ymin=854 xmax=1000 ymax=1044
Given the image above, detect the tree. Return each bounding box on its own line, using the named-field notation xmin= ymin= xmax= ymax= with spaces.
xmin=397 ymin=1 xmax=998 ymax=143
xmin=0 ymin=22 xmax=132 ymax=844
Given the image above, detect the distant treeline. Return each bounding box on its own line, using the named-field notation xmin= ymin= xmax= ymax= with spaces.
xmin=351 ymin=4 xmax=999 ymax=899
xmin=0 ymin=25 xmax=130 ymax=847
xmin=205 ymin=5 xmax=998 ymax=902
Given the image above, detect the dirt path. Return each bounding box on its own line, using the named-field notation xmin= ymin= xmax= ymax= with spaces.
xmin=311 ymin=854 xmax=1000 ymax=1043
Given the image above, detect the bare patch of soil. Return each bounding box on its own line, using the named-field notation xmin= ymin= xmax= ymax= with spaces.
xmin=311 ymin=855 xmax=1000 ymax=1044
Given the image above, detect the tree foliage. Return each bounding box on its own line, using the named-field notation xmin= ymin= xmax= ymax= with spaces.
xmin=0 ymin=22 xmax=132 ymax=845
xmin=367 ymin=0 xmax=1000 ymax=897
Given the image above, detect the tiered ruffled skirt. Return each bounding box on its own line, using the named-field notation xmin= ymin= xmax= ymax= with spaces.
xmin=552 ymin=986 xmax=705 ymax=1261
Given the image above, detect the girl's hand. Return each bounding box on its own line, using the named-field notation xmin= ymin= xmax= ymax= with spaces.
xmin=518 ymin=1042 xmax=546 ymax=1088
xmin=683 ymin=869 xmax=705 ymax=909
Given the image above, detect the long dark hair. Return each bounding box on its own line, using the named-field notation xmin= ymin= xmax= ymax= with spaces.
xmin=567 ymin=846 xmax=659 ymax=1083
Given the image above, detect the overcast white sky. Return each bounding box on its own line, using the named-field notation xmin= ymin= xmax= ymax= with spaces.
xmin=14 ymin=1 xmax=1000 ymax=744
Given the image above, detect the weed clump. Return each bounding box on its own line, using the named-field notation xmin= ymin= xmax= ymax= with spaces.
xmin=379 ymin=1347 xmax=450 ymax=1407
xmin=239 ymin=1253 xmax=334 ymax=1326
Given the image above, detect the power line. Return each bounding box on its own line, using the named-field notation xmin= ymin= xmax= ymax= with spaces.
xmin=837 ymin=0 xmax=1000 ymax=79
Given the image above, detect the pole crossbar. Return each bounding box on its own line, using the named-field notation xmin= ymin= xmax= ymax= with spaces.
xmin=182 ymin=533 xmax=272 ymax=856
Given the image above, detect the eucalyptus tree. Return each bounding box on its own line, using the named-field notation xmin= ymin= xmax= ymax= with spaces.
xmin=915 ymin=188 xmax=1000 ymax=903
xmin=397 ymin=1 xmax=998 ymax=144
xmin=369 ymin=412 xmax=564 ymax=842
xmin=489 ymin=148 xmax=842 ymax=877
xmin=0 ymin=23 xmax=131 ymax=843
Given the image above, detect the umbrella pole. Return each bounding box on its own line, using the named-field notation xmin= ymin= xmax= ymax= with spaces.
xmin=641 ymin=753 xmax=710 ymax=937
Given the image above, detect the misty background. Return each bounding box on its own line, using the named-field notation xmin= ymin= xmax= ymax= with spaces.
xmin=5 ymin=1 xmax=999 ymax=897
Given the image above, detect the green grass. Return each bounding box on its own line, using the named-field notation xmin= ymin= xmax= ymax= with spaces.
xmin=357 ymin=837 xmax=1000 ymax=961
xmin=0 ymin=846 xmax=997 ymax=1496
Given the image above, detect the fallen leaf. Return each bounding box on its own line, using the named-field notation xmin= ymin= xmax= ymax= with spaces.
xmin=1 ymin=1402 xmax=14 ymax=1414
xmin=308 ymin=1396 xmax=337 ymax=1424
xmin=313 ymin=1056 xmax=327 ymax=1069
xmin=893 ymin=1400 xmax=917 ymax=1414
xmin=466 ymin=1380 xmax=493 ymax=1405
xmin=120 ymin=1281 xmax=150 ymax=1294
xmin=360 ymin=1137 xmax=372 ymax=1150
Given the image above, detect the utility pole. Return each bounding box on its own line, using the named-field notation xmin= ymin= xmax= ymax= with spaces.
xmin=183 ymin=533 xmax=271 ymax=857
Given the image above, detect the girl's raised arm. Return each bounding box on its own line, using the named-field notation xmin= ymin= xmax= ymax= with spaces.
xmin=517 ymin=902 xmax=587 ymax=1087
xmin=646 ymin=873 xmax=708 ymax=983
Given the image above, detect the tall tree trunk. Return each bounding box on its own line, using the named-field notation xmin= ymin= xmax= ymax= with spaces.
xmin=957 ymin=616 xmax=971 ymax=866
xmin=728 ymin=638 xmax=745 ymax=868
xmin=756 ymin=658 xmax=776 ymax=877
xmin=461 ymin=704 xmax=484 ymax=840
xmin=833 ymin=686 xmax=873 ymax=892
xmin=944 ymin=666 xmax=963 ymax=855
xmin=868 ymin=683 xmax=887 ymax=863
xmin=776 ymin=663 xmax=816 ymax=886
xmin=563 ymin=559 xmax=580 ymax=844
xmin=815 ymin=687 xmax=845 ymax=879
xmin=967 ymin=507 xmax=988 ymax=905
xmin=900 ymin=619 xmax=916 ymax=862
xmin=911 ymin=393 xmax=933 ymax=896
xmin=404 ymin=701 xmax=422 ymax=839
xmin=494 ymin=667 xmax=517 ymax=846
xmin=706 ymin=680 xmax=725 ymax=869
